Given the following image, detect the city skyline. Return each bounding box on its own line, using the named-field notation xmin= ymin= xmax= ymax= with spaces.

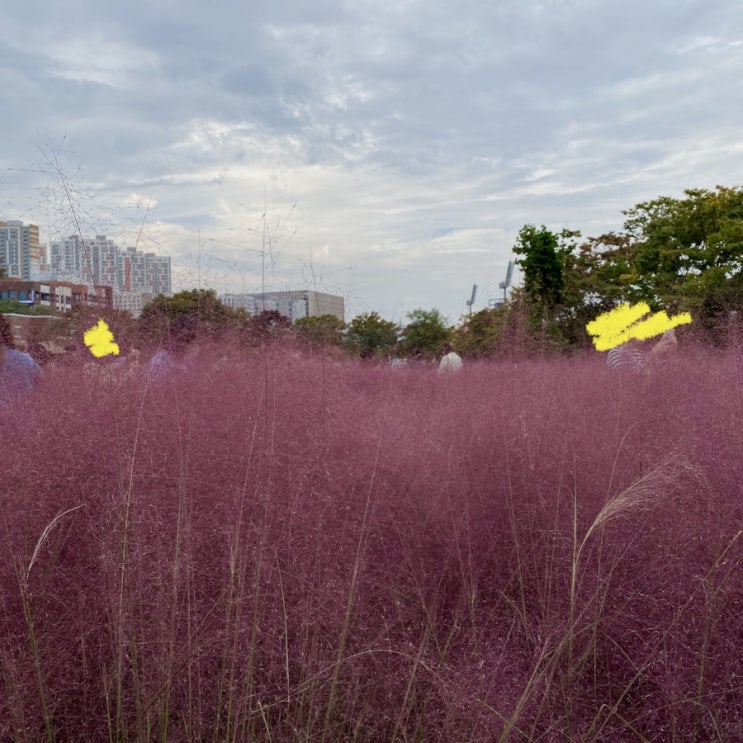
xmin=1 ymin=221 xmax=351 ymax=322
xmin=0 ymin=222 xmax=173 ymax=316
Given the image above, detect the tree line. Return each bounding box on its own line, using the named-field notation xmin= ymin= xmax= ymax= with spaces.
xmin=344 ymin=185 xmax=743 ymax=357
xmin=510 ymin=185 xmax=743 ymax=351
xmin=3 ymin=186 xmax=741 ymax=359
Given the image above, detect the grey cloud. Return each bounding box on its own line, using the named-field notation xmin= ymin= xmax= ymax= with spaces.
xmin=2 ymin=0 xmax=742 ymax=321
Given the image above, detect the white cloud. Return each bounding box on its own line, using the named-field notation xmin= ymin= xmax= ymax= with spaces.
xmin=124 ymin=193 xmax=158 ymax=210
xmin=46 ymin=34 xmax=160 ymax=87
xmin=0 ymin=0 xmax=741 ymax=322
xmin=672 ymin=34 xmax=743 ymax=55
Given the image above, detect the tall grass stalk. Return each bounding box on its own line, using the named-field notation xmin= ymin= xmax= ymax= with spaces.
xmin=3 ymin=343 xmax=743 ymax=739
xmin=320 ymin=403 xmax=388 ymax=743
xmin=585 ymin=529 xmax=743 ymax=741
xmin=15 ymin=505 xmax=83 ymax=743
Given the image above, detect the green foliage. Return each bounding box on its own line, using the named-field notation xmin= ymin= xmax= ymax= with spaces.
xmin=0 ymin=299 xmax=63 ymax=316
xmin=345 ymin=312 xmax=399 ymax=354
xmin=293 ymin=314 xmax=346 ymax=348
xmin=59 ymin=305 xmax=135 ymax=352
xmin=452 ymin=306 xmax=510 ymax=358
xmin=622 ymin=186 xmax=743 ymax=314
xmin=245 ymin=310 xmax=291 ymax=344
xmin=139 ymin=289 xmax=235 ymax=346
xmin=506 ymin=186 xmax=743 ymax=350
xmin=140 ymin=289 xmax=232 ymax=324
xmin=513 ymin=225 xmax=565 ymax=321
xmin=400 ymin=308 xmax=450 ymax=357
xmin=511 ymin=225 xmax=591 ymax=349
xmin=547 ymin=232 xmax=634 ymax=348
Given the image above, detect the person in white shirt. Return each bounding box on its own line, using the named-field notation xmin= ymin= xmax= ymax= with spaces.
xmin=438 ymin=343 xmax=464 ymax=374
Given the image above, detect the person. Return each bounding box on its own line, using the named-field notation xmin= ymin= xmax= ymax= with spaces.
xmin=648 ymin=328 xmax=678 ymax=361
xmin=145 ymin=346 xmax=177 ymax=381
xmin=438 ymin=343 xmax=464 ymax=374
xmin=606 ymin=337 xmax=647 ymax=372
xmin=0 ymin=340 xmax=42 ymax=409
xmin=408 ymin=349 xmax=426 ymax=368
xmin=606 ymin=330 xmax=678 ymax=373
xmin=360 ymin=347 xmax=375 ymax=363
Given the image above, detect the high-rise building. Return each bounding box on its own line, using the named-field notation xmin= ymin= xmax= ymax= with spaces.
xmin=48 ymin=235 xmax=172 ymax=315
xmin=0 ymin=221 xmax=42 ymax=280
xmin=49 ymin=234 xmax=83 ymax=278
xmin=116 ymin=247 xmax=171 ymax=296
xmin=89 ymin=235 xmax=119 ymax=288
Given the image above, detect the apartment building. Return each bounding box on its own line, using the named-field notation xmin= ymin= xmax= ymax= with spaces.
xmin=47 ymin=235 xmax=171 ymax=315
xmin=117 ymin=247 xmax=171 ymax=296
xmin=0 ymin=221 xmax=43 ymax=280
xmin=49 ymin=234 xmax=119 ymax=287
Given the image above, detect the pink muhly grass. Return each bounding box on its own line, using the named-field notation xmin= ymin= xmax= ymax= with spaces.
xmin=0 ymin=340 xmax=741 ymax=740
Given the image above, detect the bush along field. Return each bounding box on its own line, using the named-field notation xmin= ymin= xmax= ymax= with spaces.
xmin=1 ymin=342 xmax=742 ymax=741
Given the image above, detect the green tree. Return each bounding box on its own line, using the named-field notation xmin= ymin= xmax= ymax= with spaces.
xmin=512 ymin=224 xmax=565 ymax=322
xmin=293 ymin=314 xmax=346 ymax=348
xmin=139 ymin=289 xmax=235 ymax=346
xmin=615 ymin=187 xmax=743 ymax=344
xmin=550 ymin=231 xmax=636 ymax=348
xmin=60 ymin=305 xmax=135 ymax=353
xmin=623 ymin=187 xmax=743 ymax=312
xmin=511 ymin=225 xmax=592 ymax=350
xmin=452 ymin=305 xmax=509 ymax=358
xmin=345 ymin=312 xmax=399 ymax=354
xmin=509 ymin=186 xmax=743 ymax=350
xmin=245 ymin=309 xmax=292 ymax=344
xmin=400 ymin=308 xmax=449 ymax=357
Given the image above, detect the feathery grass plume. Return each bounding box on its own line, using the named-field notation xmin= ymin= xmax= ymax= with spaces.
xmin=579 ymin=450 xmax=690 ymax=553
xmin=24 ymin=504 xmax=86 ymax=584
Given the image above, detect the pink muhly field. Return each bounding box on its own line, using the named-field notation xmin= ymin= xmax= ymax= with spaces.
xmin=1 ymin=343 xmax=742 ymax=741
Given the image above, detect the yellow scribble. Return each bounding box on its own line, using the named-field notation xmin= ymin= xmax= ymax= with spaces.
xmin=586 ymin=302 xmax=692 ymax=351
xmin=84 ymin=319 xmax=120 ymax=358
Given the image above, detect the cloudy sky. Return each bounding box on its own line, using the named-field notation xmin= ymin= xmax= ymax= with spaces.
xmin=1 ymin=0 xmax=741 ymax=324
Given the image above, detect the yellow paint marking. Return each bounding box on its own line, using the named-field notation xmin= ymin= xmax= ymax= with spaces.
xmin=586 ymin=302 xmax=692 ymax=351
xmin=84 ymin=319 xmax=120 ymax=358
